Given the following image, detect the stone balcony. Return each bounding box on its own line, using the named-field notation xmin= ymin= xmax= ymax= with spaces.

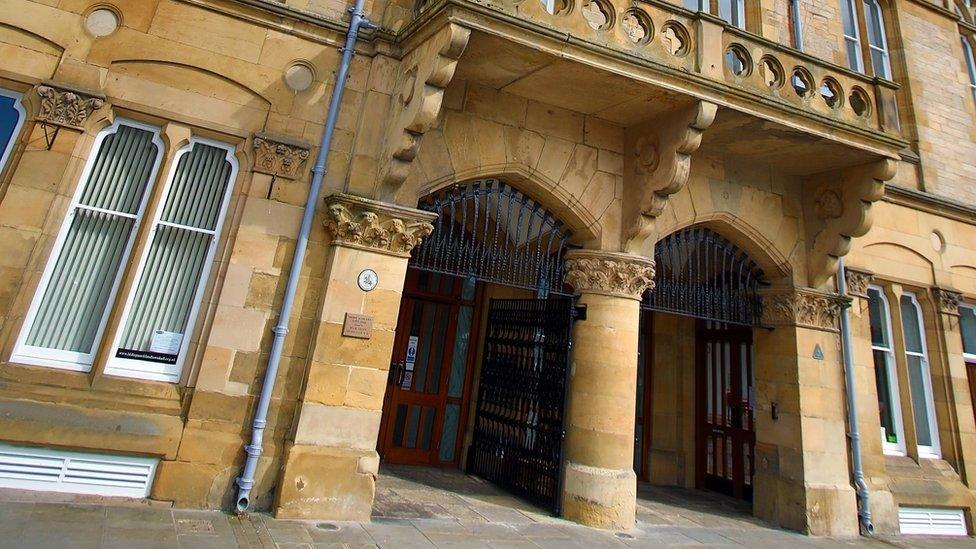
xmin=407 ymin=0 xmax=907 ymax=158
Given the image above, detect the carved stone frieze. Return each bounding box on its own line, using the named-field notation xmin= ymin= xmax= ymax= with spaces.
xmin=379 ymin=23 xmax=470 ymax=192
xmin=623 ymin=101 xmax=717 ymax=253
xmin=843 ymin=267 xmax=873 ymax=299
xmin=324 ymin=193 xmax=437 ymax=257
xmin=760 ymin=288 xmax=849 ymax=332
xmin=33 ymin=82 xmax=105 ymax=129
xmin=933 ymin=287 xmax=962 ymax=316
xmin=564 ymin=250 xmax=656 ymax=300
xmin=252 ymin=133 xmax=311 ymax=180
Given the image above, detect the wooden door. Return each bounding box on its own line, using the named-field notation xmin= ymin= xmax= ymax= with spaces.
xmin=377 ymin=270 xmax=479 ymax=466
xmin=696 ymin=320 xmax=755 ymax=501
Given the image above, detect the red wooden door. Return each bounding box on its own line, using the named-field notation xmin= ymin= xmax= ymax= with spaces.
xmin=696 ymin=321 xmax=755 ymax=501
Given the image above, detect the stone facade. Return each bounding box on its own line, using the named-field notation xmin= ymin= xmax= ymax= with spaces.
xmin=0 ymin=0 xmax=974 ymax=540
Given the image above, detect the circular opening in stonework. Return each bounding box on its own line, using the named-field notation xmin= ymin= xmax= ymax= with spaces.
xmin=930 ymin=230 xmax=946 ymax=253
xmin=819 ymin=78 xmax=843 ymax=109
xmin=581 ymin=0 xmax=614 ymax=30
xmin=790 ymin=67 xmax=813 ymax=98
xmin=84 ymin=7 xmax=120 ymax=38
xmin=849 ymin=87 xmax=871 ymax=117
xmin=760 ymin=56 xmax=784 ymax=89
xmin=660 ymin=22 xmax=690 ymax=57
xmin=621 ymin=9 xmax=653 ymax=45
xmin=725 ymin=45 xmax=752 ymax=78
xmin=285 ymin=62 xmax=315 ymax=93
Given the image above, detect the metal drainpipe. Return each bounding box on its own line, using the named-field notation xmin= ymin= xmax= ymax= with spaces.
xmin=790 ymin=0 xmax=804 ymax=51
xmin=837 ymin=257 xmax=874 ymax=535
xmin=235 ymin=0 xmax=375 ymax=514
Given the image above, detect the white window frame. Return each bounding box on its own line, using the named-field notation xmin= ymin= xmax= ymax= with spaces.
xmin=10 ymin=119 xmax=164 ymax=372
xmin=962 ymin=37 xmax=976 ymax=104
xmin=868 ymin=286 xmax=907 ymax=456
xmin=864 ymin=0 xmax=892 ymax=78
xmin=901 ymin=291 xmax=941 ymax=459
xmin=841 ymin=0 xmax=865 ymax=72
xmin=0 ymin=88 xmax=26 ymax=177
xmin=961 ymin=303 xmax=976 ymax=364
xmin=103 ymin=137 xmax=238 ymax=383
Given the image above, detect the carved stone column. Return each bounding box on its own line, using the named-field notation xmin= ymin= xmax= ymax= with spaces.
xmin=752 ymin=287 xmax=859 ymax=536
xmin=561 ymin=250 xmax=654 ymax=530
xmin=275 ymin=193 xmax=435 ymax=520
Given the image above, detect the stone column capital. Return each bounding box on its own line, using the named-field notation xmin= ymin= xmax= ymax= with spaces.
xmin=933 ymin=287 xmax=963 ymax=316
xmin=843 ymin=267 xmax=873 ymax=298
xmin=32 ymin=81 xmax=105 ymax=129
xmin=324 ymin=193 xmax=437 ymax=258
xmin=760 ymin=287 xmax=850 ymax=332
xmin=252 ymin=132 xmax=311 ymax=180
xmin=564 ymin=250 xmax=655 ymax=300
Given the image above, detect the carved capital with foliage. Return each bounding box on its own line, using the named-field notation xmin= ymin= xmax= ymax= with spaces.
xmin=933 ymin=287 xmax=962 ymax=316
xmin=760 ymin=287 xmax=849 ymax=332
xmin=324 ymin=193 xmax=437 ymax=257
xmin=252 ymin=133 xmax=311 ymax=180
xmin=843 ymin=267 xmax=873 ymax=298
xmin=33 ymin=82 xmax=105 ymax=129
xmin=564 ymin=250 xmax=655 ymax=300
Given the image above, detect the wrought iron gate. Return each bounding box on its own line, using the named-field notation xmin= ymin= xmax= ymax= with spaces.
xmin=466 ymin=297 xmax=576 ymax=513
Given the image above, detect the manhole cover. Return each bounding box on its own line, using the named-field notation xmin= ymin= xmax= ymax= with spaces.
xmin=614 ymin=532 xmax=635 ymax=540
xmin=316 ymin=522 xmax=339 ymax=531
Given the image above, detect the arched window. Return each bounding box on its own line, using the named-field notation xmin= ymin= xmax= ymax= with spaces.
xmin=840 ymin=0 xmax=893 ymax=78
xmin=684 ymin=0 xmax=746 ymax=29
xmin=962 ymin=36 xmax=976 ymax=103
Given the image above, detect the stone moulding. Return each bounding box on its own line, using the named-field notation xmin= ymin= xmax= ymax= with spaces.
xmin=933 ymin=287 xmax=962 ymax=316
xmin=252 ymin=133 xmax=311 ymax=180
xmin=33 ymin=82 xmax=105 ymax=129
xmin=324 ymin=193 xmax=437 ymax=257
xmin=843 ymin=267 xmax=873 ymax=299
xmin=564 ymin=249 xmax=656 ymax=300
xmin=760 ymin=287 xmax=849 ymax=332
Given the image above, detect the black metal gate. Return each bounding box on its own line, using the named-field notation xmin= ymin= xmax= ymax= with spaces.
xmin=466 ymin=297 xmax=576 ymax=513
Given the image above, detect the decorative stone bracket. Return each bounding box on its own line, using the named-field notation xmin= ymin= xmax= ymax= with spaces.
xmin=843 ymin=267 xmax=873 ymax=299
xmin=802 ymin=159 xmax=896 ymax=289
xmin=378 ymin=22 xmax=471 ymax=192
xmin=32 ymin=82 xmax=105 ymax=129
xmin=564 ymin=249 xmax=656 ymax=300
xmin=760 ymin=287 xmax=849 ymax=332
xmin=251 ymin=133 xmax=311 ymax=180
xmin=324 ymin=193 xmax=437 ymax=257
xmin=933 ymin=287 xmax=963 ymax=316
xmin=622 ymin=100 xmax=717 ymax=253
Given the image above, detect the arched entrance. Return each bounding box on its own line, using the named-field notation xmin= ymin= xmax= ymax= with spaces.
xmin=634 ymin=225 xmax=766 ymax=501
xmin=376 ymin=179 xmax=579 ymax=512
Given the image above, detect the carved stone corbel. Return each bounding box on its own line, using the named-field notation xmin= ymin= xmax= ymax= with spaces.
xmin=622 ymin=100 xmax=717 ymax=253
xmin=324 ymin=193 xmax=437 ymax=257
xmin=802 ymin=158 xmax=896 ymax=289
xmin=933 ymin=287 xmax=962 ymax=316
xmin=251 ymin=133 xmax=311 ymax=180
xmin=843 ymin=267 xmax=873 ymax=299
xmin=32 ymin=82 xmax=105 ymax=129
xmin=760 ymin=287 xmax=849 ymax=332
xmin=564 ymin=249 xmax=656 ymax=300
xmin=378 ymin=22 xmax=470 ymax=192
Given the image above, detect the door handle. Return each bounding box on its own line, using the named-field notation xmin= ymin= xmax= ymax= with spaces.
xmin=388 ymin=361 xmax=405 ymax=385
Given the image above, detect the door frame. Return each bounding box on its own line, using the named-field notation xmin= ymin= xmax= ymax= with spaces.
xmin=635 ymin=309 xmax=654 ymax=482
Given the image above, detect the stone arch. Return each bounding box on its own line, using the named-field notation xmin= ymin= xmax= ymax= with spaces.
xmin=861 ymin=241 xmax=936 ymax=286
xmin=0 ymin=23 xmax=64 ymax=80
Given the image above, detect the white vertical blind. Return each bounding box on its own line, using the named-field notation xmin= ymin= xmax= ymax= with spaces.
xmin=867 ymin=287 xmax=906 ymax=455
xmin=14 ymin=122 xmax=161 ymax=370
xmin=899 ymin=292 xmax=941 ymax=458
xmin=107 ymin=140 xmax=236 ymax=382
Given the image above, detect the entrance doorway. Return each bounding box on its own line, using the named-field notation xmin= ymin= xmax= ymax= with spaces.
xmin=636 ymin=226 xmax=765 ymax=503
xmin=377 ymin=179 xmax=578 ymax=513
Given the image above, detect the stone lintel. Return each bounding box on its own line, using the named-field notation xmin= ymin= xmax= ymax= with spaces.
xmin=564 ymin=249 xmax=655 ymax=301
xmin=324 ymin=193 xmax=437 ymax=258
xmin=252 ymin=132 xmax=312 ymax=180
xmin=32 ymin=81 xmax=106 ymax=129
xmin=843 ymin=267 xmax=873 ymax=299
xmin=760 ymin=287 xmax=850 ymax=332
xmin=933 ymin=287 xmax=963 ymax=316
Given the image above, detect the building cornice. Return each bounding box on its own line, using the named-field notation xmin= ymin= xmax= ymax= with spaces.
xmin=882 ymin=185 xmax=976 ymax=226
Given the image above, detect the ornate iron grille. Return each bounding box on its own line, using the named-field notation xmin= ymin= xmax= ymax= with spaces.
xmin=411 ymin=179 xmax=574 ymax=296
xmin=466 ymin=298 xmax=575 ymax=513
xmin=643 ymin=226 xmax=765 ymax=326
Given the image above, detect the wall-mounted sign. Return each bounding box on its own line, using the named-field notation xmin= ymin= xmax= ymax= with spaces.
xmin=342 ymin=312 xmax=373 ymax=339
xmin=358 ymin=269 xmax=378 ymax=292
xmin=812 ymin=344 xmax=824 ymax=360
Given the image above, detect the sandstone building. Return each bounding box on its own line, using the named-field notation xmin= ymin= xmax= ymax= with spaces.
xmin=0 ymin=0 xmax=975 ymax=538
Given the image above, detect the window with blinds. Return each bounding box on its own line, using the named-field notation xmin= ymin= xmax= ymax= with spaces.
xmin=867 ymin=286 xmax=906 ymax=456
xmin=105 ymin=139 xmax=237 ymax=382
xmin=12 ymin=120 xmax=163 ymax=371
xmin=0 ymin=88 xmax=26 ymax=176
xmin=900 ymin=292 xmax=941 ymax=459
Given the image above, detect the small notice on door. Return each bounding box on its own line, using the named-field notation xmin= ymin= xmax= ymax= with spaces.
xmin=342 ymin=313 xmax=373 ymax=339
xmin=149 ymin=330 xmax=183 ymax=355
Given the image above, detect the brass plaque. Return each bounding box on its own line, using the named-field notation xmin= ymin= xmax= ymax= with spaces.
xmin=342 ymin=313 xmax=373 ymax=339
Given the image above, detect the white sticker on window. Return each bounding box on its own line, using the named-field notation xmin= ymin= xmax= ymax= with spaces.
xmin=405 ymin=336 xmax=418 ymax=371
xmin=149 ymin=330 xmax=183 ymax=355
